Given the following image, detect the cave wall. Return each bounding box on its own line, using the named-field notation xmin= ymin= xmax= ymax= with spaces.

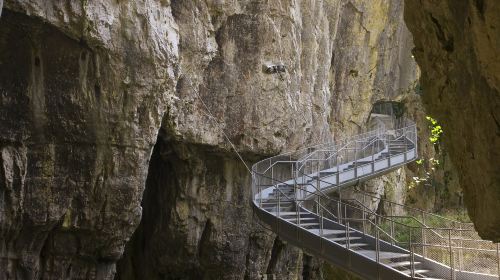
xmin=0 ymin=0 xmax=421 ymax=279
xmin=119 ymin=0 xmax=420 ymax=279
xmin=0 ymin=1 xmax=178 ymax=279
xmin=404 ymin=0 xmax=500 ymax=241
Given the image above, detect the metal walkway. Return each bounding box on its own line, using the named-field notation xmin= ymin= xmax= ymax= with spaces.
xmin=251 ymin=118 xmax=500 ymax=279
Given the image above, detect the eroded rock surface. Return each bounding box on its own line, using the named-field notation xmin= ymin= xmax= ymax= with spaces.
xmin=0 ymin=0 xmax=420 ymax=279
xmin=0 ymin=1 xmax=178 ymax=278
xmin=404 ymin=0 xmax=500 ymax=241
xmin=118 ymin=0 xmax=419 ymax=279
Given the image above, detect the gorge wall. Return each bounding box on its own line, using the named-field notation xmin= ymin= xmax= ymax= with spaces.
xmin=404 ymin=0 xmax=500 ymax=241
xmin=0 ymin=0 xmax=424 ymax=279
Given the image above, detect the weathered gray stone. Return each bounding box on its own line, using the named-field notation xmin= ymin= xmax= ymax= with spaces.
xmin=404 ymin=0 xmax=500 ymax=241
xmin=0 ymin=0 xmax=422 ymax=279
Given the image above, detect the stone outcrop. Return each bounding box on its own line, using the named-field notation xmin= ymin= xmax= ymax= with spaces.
xmin=0 ymin=0 xmax=420 ymax=279
xmin=118 ymin=0 xmax=419 ymax=279
xmin=404 ymin=0 xmax=500 ymax=241
xmin=0 ymin=1 xmax=178 ymax=278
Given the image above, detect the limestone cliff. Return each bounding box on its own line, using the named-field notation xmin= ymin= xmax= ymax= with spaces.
xmin=404 ymin=0 xmax=500 ymax=241
xmin=0 ymin=0 xmax=420 ymax=279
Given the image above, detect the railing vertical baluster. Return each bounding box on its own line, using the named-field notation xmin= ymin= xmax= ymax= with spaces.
xmin=375 ymin=227 xmax=380 ymax=260
xmin=371 ymin=137 xmax=375 ymax=174
xmin=410 ymin=228 xmax=415 ymax=278
xmin=449 ymin=229 xmax=455 ymax=280
xmin=277 ymin=174 xmax=280 ymax=235
xmin=387 ymin=133 xmax=391 ymax=168
xmin=362 ymin=195 xmax=366 ymax=234
xmin=459 ymin=224 xmax=463 ymax=271
xmin=354 ymin=141 xmax=358 ymax=178
xmin=320 ymin=207 xmax=324 ymax=253
xmin=316 ymin=162 xmax=320 ymax=215
xmin=345 ymin=220 xmax=350 ymax=250
xmin=336 ymin=153 xmax=340 ymax=186
xmin=403 ymin=127 xmax=407 ymax=162
xmin=338 ymin=191 xmax=342 ymax=223
xmin=496 ymin=243 xmax=500 ymax=280
xmin=347 ymin=221 xmax=351 ymax=269
xmin=259 ymin=175 xmax=262 ymax=209
xmin=422 ymin=212 xmax=427 ymax=259
xmin=344 ymin=204 xmax=347 ymax=225
xmin=390 ymin=205 xmax=394 ymax=245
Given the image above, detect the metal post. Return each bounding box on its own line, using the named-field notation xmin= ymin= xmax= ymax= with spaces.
xmin=277 ymin=179 xmax=280 ymax=222
xmin=336 ymin=153 xmax=340 ymax=186
xmin=496 ymin=243 xmax=499 ymax=280
xmin=347 ymin=221 xmax=351 ymax=269
xmin=387 ymin=133 xmax=391 ymax=167
xmin=296 ymin=196 xmax=299 ymax=241
xmin=354 ymin=141 xmax=358 ymax=178
xmin=422 ymin=212 xmax=427 ymax=258
xmin=338 ymin=191 xmax=342 ymax=223
xmin=371 ymin=139 xmax=375 ymax=174
xmin=410 ymin=228 xmax=415 ymax=278
xmin=459 ymin=224 xmax=463 ymax=271
xmin=449 ymin=229 xmax=455 ymax=280
xmin=362 ymin=195 xmax=366 ymax=234
xmin=346 ymin=221 xmax=350 ymax=250
xmin=320 ymin=206 xmax=324 ymax=253
xmin=259 ymin=177 xmax=262 ymax=208
xmin=316 ymin=162 xmax=320 ymax=215
xmin=375 ymin=228 xmax=380 ymax=264
xmin=390 ymin=206 xmax=395 ymax=245
xmin=344 ymin=204 xmax=347 ymax=224
xmin=403 ymin=127 xmax=408 ymax=162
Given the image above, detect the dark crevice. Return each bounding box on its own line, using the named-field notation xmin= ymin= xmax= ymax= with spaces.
xmin=115 ymin=130 xmax=177 ymax=280
xmin=429 ymin=14 xmax=454 ymax=52
xmin=265 ymin=237 xmax=285 ymax=275
xmin=197 ymin=219 xmax=213 ymax=259
xmin=302 ymin=254 xmax=313 ymax=280
xmin=94 ymin=83 xmax=101 ymax=100
xmin=491 ymin=111 xmax=500 ymax=136
xmin=473 ymin=0 xmax=486 ymax=18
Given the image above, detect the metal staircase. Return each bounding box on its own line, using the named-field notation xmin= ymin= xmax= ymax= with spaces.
xmin=251 ymin=118 xmax=500 ymax=280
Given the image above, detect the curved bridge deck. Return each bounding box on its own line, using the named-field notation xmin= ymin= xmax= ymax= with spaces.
xmin=252 ymin=120 xmax=499 ymax=280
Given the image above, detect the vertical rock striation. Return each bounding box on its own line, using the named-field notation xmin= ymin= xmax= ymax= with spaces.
xmin=0 ymin=1 xmax=178 ymax=278
xmin=0 ymin=0 xmax=421 ymax=279
xmin=404 ymin=0 xmax=500 ymax=241
xmin=118 ymin=0 xmax=419 ymax=279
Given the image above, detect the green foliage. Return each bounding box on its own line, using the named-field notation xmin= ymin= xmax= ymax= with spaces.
xmin=426 ymin=116 xmax=443 ymax=144
xmin=409 ymin=116 xmax=444 ymax=189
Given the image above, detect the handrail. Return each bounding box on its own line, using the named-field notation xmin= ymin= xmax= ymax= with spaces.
xmin=251 ymin=117 xmax=499 ymax=279
xmin=351 ymin=186 xmax=474 ymax=227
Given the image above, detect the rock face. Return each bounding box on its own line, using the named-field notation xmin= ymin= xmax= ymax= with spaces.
xmin=404 ymin=0 xmax=500 ymax=241
xmin=0 ymin=1 xmax=178 ymax=278
xmin=118 ymin=0 xmax=419 ymax=279
xmin=0 ymin=0 xmax=419 ymax=279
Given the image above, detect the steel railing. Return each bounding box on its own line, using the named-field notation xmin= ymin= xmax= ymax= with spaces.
xmin=251 ymin=117 xmax=499 ymax=279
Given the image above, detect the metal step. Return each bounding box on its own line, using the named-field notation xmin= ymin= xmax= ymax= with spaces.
xmin=260 ymin=200 xmax=294 ymax=204
xmin=309 ymin=229 xmax=355 ymax=236
xmin=399 ymin=269 xmax=430 ymax=275
xmin=386 ymin=261 xmax=421 ymax=268
xmin=272 ymin=211 xmax=310 ymax=216
xmin=329 ymin=236 xmax=362 ymax=242
xmin=264 ymin=207 xmax=293 ymax=212
xmin=283 ymin=217 xmax=317 ymax=222
xmin=345 ymin=243 xmax=368 ymax=248
xmin=298 ymin=222 xmax=320 ymax=227
xmin=355 ymin=250 xmax=410 ymax=260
